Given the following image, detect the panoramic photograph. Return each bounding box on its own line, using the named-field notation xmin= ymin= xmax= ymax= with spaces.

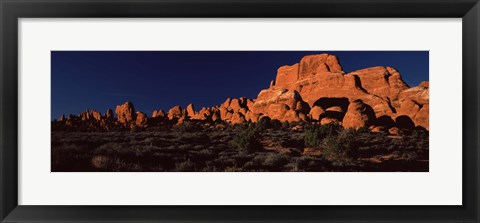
xmin=51 ymin=51 xmax=429 ymax=172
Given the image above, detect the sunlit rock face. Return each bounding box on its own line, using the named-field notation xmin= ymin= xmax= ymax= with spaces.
xmin=256 ymin=53 xmax=428 ymax=129
xmin=54 ymin=53 xmax=428 ymax=131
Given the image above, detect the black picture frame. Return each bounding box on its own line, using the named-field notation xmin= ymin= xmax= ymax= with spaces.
xmin=1 ymin=0 xmax=479 ymax=222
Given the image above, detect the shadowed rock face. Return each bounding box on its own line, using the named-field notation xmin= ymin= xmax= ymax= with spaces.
xmin=53 ymin=53 xmax=429 ymax=131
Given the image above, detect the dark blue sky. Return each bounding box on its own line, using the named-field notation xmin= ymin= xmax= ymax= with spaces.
xmin=51 ymin=51 xmax=428 ymax=120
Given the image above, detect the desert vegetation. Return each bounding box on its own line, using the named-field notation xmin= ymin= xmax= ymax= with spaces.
xmin=52 ymin=53 xmax=429 ymax=172
xmin=52 ymin=119 xmax=428 ymax=172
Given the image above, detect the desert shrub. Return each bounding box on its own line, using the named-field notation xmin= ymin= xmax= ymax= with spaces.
xmin=256 ymin=116 xmax=272 ymax=130
xmin=356 ymin=126 xmax=370 ymax=133
xmin=411 ymin=129 xmax=429 ymax=140
xmin=400 ymin=151 xmax=419 ymax=161
xmin=175 ymin=160 xmax=195 ymax=171
xmin=321 ymin=129 xmax=358 ymax=166
xmin=304 ymin=124 xmax=342 ymax=148
xmin=224 ymin=166 xmax=244 ymax=172
xmin=130 ymin=125 xmax=140 ymax=133
xmin=285 ymin=159 xmax=301 ymax=172
xmin=178 ymin=144 xmax=193 ymax=150
xmin=263 ymin=153 xmax=290 ymax=169
xmin=193 ymin=145 xmax=205 ymax=150
xmin=91 ymin=155 xmax=110 ymax=169
xmin=285 ymin=156 xmax=311 ymax=171
xmin=94 ymin=142 xmax=128 ymax=155
xmin=173 ymin=121 xmax=202 ymax=133
xmin=280 ymin=122 xmax=289 ymax=130
xmin=271 ymin=119 xmax=283 ymax=130
xmin=242 ymin=161 xmax=259 ymax=171
xmin=229 ymin=126 xmax=262 ymax=150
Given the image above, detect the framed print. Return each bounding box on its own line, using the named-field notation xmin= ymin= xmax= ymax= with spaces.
xmin=1 ymin=0 xmax=479 ymax=222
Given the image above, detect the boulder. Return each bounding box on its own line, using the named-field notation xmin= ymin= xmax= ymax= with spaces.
xmin=342 ymin=99 xmax=376 ymax=130
xmin=326 ymin=106 xmax=343 ymax=113
xmin=388 ymin=127 xmax=400 ymax=135
xmin=320 ymin=117 xmax=341 ymax=126
xmin=266 ymin=103 xmax=290 ymax=121
xmin=283 ymin=110 xmax=301 ymax=123
xmin=370 ymin=126 xmax=386 ymax=133
xmin=294 ymin=100 xmax=310 ymax=114
xmin=396 ymin=99 xmax=421 ymax=120
xmin=135 ymin=112 xmax=148 ymax=126
xmin=414 ymin=104 xmax=429 ymax=130
xmin=309 ymin=106 xmax=325 ymax=121
xmin=253 ymin=89 xmax=302 ymax=113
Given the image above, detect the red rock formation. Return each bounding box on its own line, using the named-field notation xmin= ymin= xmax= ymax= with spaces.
xmin=264 ymin=54 xmax=411 ymax=118
xmin=342 ymin=99 xmax=376 ymax=129
xmin=230 ymin=112 xmax=246 ymax=124
xmin=257 ymin=53 xmax=427 ymax=129
xmin=167 ymin=106 xmax=183 ymax=120
xmin=244 ymin=111 xmax=260 ymax=122
xmin=418 ymin=81 xmax=429 ymax=88
xmin=396 ymin=82 xmax=429 ymax=129
xmin=283 ymin=110 xmax=301 ymax=122
xmin=91 ymin=110 xmax=102 ymax=121
xmin=211 ymin=112 xmax=220 ymax=122
xmin=326 ymin=106 xmax=343 ymax=113
xmin=309 ymin=106 xmax=325 ymax=121
xmin=53 ymin=53 xmax=428 ymax=132
xmin=321 ymin=117 xmax=341 ymax=125
xmin=251 ymin=89 xmax=304 ymax=122
xmin=135 ymin=112 xmax=148 ymax=126
xmin=349 ymin=66 xmax=409 ymax=101
xmin=414 ymin=104 xmax=429 ymax=130
xmin=115 ymin=102 xmax=136 ymax=124
xmin=186 ymin=103 xmax=196 ymax=118
xmin=396 ymin=99 xmax=421 ymax=120
xmin=152 ymin=110 xmax=166 ymax=119
xmin=193 ymin=107 xmax=213 ymax=121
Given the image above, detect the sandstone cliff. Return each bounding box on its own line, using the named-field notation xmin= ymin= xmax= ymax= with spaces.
xmin=53 ymin=53 xmax=429 ymax=132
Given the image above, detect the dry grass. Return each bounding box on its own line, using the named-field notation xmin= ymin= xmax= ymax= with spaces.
xmin=51 ymin=121 xmax=428 ymax=172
